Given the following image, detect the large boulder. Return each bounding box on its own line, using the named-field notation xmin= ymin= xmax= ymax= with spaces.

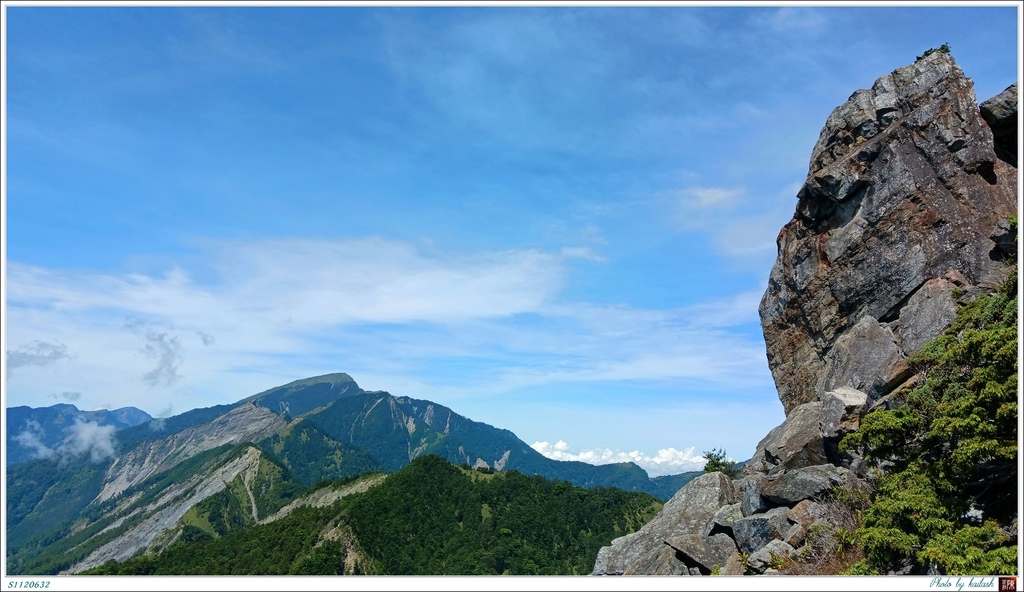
xmin=785 ymin=499 xmax=832 ymax=547
xmin=819 ymin=387 xmax=871 ymax=468
xmin=758 ymin=464 xmax=862 ymax=506
xmin=819 ymin=387 xmax=869 ymax=440
xmin=896 ymin=277 xmax=961 ymax=355
xmin=980 ymin=83 xmax=1018 ymax=166
xmin=733 ymin=507 xmax=792 ymax=554
xmin=592 ymin=472 xmax=737 ymax=575
xmin=738 ymin=464 xmax=863 ymax=518
xmin=738 ymin=473 xmax=771 ymax=517
xmin=620 ymin=545 xmax=689 ymax=576
xmin=744 ymin=402 xmax=827 ymax=475
xmin=760 ymin=51 xmax=1018 ymax=415
xmin=819 ymin=316 xmax=904 ymax=398
xmin=664 ymin=533 xmax=737 ymax=575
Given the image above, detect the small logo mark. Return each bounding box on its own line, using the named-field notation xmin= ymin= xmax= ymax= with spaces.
xmin=999 ymin=577 xmax=1017 ymax=592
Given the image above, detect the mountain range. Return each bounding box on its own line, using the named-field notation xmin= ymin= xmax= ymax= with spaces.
xmin=5 ymin=372 xmax=699 ymax=574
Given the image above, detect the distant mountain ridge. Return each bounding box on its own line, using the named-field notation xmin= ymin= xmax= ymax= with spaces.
xmin=6 ymin=372 xmax=700 ymax=574
xmin=6 ymin=403 xmax=153 ymax=466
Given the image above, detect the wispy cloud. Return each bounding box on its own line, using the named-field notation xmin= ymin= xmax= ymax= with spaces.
xmin=531 ymin=440 xmax=707 ymax=477
xmin=682 ymin=187 xmax=744 ymax=210
xmin=124 ymin=319 xmax=184 ymax=387
xmin=559 ymin=246 xmax=606 ymax=262
xmin=6 ymin=236 xmax=773 ymax=413
xmin=48 ymin=391 xmax=82 ymax=403
xmin=655 ymin=181 xmax=796 ymax=270
xmin=7 ymin=340 xmax=72 ymax=371
xmin=148 ymin=404 xmax=175 ymax=433
xmin=12 ymin=420 xmax=56 ymax=460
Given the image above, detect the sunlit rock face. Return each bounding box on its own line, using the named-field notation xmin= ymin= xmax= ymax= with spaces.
xmin=592 ymin=52 xmax=1018 ymax=577
xmin=759 ymin=51 xmax=1018 ymax=415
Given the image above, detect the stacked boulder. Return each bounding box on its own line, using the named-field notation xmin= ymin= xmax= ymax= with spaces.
xmin=592 ymin=387 xmax=871 ymax=575
xmin=593 ymin=51 xmax=1017 ymax=576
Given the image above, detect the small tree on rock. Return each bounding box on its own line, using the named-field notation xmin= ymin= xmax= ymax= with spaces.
xmin=702 ymin=448 xmax=740 ymax=478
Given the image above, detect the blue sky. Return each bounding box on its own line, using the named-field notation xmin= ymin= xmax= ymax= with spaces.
xmin=3 ymin=4 xmax=1020 ymax=477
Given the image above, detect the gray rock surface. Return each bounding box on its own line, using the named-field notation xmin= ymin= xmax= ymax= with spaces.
xmin=760 ymin=51 xmax=1018 ymax=414
xmin=738 ymin=474 xmax=770 ymax=517
xmin=620 ymin=545 xmax=689 ymax=576
xmin=591 ymin=472 xmax=737 ymax=575
xmin=820 ymin=315 xmax=904 ymax=398
xmin=703 ymin=502 xmax=743 ymax=537
xmin=664 ymin=533 xmax=737 ymax=574
xmin=785 ymin=499 xmax=831 ymax=547
xmin=896 ymin=277 xmax=961 ymax=355
xmin=980 ymin=83 xmax=1018 ymax=166
xmin=67 ymin=446 xmax=267 ymax=573
xmin=744 ymin=402 xmax=827 ymax=475
xmin=819 ymin=387 xmax=869 ymax=440
xmin=733 ymin=507 xmax=792 ymax=554
xmin=759 ymin=464 xmax=860 ymax=506
xmin=746 ymin=539 xmax=797 ymax=574
xmin=97 ymin=403 xmax=288 ymax=502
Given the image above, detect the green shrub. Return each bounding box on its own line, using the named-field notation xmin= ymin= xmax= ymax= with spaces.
xmin=841 ymin=263 xmax=1018 ymax=575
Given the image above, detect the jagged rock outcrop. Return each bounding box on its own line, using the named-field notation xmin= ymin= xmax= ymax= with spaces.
xmin=760 ymin=50 xmax=1017 ymax=414
xmin=591 ymin=51 xmax=1017 ymax=577
xmin=981 ymin=83 xmax=1018 ymax=167
xmin=592 ymin=472 xmax=737 ymax=575
xmin=743 ymin=402 xmax=827 ymax=475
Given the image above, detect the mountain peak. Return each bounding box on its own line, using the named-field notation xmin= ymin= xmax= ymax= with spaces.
xmin=243 ymin=372 xmax=363 ymax=417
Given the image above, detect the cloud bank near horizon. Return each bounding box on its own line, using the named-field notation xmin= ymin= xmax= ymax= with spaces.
xmin=531 ymin=439 xmax=711 ymax=477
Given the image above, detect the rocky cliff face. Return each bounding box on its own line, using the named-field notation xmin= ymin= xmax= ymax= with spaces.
xmin=760 ymin=51 xmax=1017 ymax=414
xmin=593 ymin=51 xmax=1017 ymax=576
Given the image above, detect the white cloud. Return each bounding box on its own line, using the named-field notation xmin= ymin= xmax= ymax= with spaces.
xmin=682 ymin=187 xmax=743 ymax=209
xmin=4 ymin=238 xmax=571 ymax=408
xmin=7 ymin=237 xmax=567 ymax=330
xmin=13 ymin=420 xmax=56 ymax=460
xmin=531 ymin=440 xmax=707 ymax=477
xmin=5 ymin=236 xmax=775 ymax=420
xmin=7 ymin=340 xmax=72 ymax=371
xmin=12 ymin=418 xmax=117 ymax=463
xmin=207 ymin=237 xmax=566 ymax=326
xmin=676 ymin=289 xmax=765 ymax=328
xmin=60 ymin=419 xmax=118 ymax=462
